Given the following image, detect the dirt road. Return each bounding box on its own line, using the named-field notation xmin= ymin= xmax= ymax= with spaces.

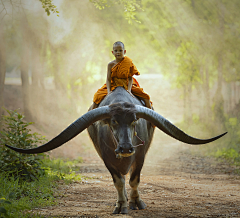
xmin=36 ymin=147 xmax=240 ymax=218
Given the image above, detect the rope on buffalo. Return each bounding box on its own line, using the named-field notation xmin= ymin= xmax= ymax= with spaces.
xmin=107 ymin=125 xmax=144 ymax=148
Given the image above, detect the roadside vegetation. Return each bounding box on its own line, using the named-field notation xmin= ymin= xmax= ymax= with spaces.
xmin=213 ymin=116 xmax=240 ymax=168
xmin=178 ymin=112 xmax=240 ymax=173
xmin=0 ymin=109 xmax=82 ymax=218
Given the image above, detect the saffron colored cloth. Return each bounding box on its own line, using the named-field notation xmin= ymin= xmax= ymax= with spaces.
xmin=93 ymin=56 xmax=151 ymax=104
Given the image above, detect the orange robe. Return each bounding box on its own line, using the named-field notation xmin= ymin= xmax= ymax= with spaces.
xmin=93 ymin=56 xmax=151 ymax=105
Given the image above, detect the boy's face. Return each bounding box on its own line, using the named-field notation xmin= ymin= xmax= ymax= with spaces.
xmin=112 ymin=44 xmax=126 ymax=60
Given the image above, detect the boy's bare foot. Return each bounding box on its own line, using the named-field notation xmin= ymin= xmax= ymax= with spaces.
xmin=143 ymin=98 xmax=152 ymax=109
xmin=89 ymin=102 xmax=98 ymax=111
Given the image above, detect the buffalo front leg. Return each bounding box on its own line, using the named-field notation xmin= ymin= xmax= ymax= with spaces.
xmin=105 ymin=165 xmax=128 ymax=214
xmin=112 ymin=174 xmax=128 ymax=214
xmin=129 ymin=166 xmax=146 ymax=210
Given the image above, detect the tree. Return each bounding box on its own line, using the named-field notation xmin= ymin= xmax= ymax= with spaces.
xmin=0 ymin=0 xmax=58 ymax=122
xmin=0 ymin=23 xmax=6 ymax=125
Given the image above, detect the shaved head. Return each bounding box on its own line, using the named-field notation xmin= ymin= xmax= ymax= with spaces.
xmin=113 ymin=41 xmax=125 ymax=49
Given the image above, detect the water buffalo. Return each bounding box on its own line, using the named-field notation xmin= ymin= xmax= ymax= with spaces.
xmin=6 ymin=86 xmax=227 ymax=214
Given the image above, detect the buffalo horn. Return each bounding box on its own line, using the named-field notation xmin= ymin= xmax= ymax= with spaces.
xmin=135 ymin=105 xmax=227 ymax=144
xmin=5 ymin=106 xmax=111 ymax=154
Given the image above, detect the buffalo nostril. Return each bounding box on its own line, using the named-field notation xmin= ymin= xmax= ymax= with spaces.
xmin=129 ymin=148 xmax=134 ymax=153
xmin=115 ymin=147 xmax=123 ymax=154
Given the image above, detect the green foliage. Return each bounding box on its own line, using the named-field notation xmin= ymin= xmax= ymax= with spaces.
xmin=186 ymin=114 xmax=240 ymax=168
xmin=192 ymin=113 xmax=200 ymax=124
xmin=0 ymin=197 xmax=13 ymax=218
xmin=43 ymin=157 xmax=83 ymax=173
xmin=174 ymin=41 xmax=201 ymax=89
xmin=39 ymin=0 xmax=59 ymax=16
xmin=0 ymin=194 xmax=31 ymax=218
xmin=0 ymin=157 xmax=82 ymax=217
xmin=215 ymin=148 xmax=240 ymax=165
xmin=42 ymin=157 xmax=83 ymax=184
xmin=90 ymin=0 xmax=143 ymax=23
xmin=224 ymin=116 xmax=240 ymax=148
xmin=0 ymin=109 xmax=47 ymax=182
xmin=0 ymin=171 xmax=56 ymax=218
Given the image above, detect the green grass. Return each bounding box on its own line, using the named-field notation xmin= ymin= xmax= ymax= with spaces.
xmin=0 ymin=157 xmax=82 ymax=218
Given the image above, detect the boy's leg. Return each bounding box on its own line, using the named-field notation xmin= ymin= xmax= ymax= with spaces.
xmin=142 ymin=98 xmax=155 ymax=127
xmin=88 ymin=102 xmax=98 ymax=111
xmin=143 ymin=98 xmax=152 ymax=109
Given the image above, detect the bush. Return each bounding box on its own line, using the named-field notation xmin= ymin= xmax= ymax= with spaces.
xmin=0 ymin=109 xmax=47 ymax=182
xmin=0 ymin=109 xmax=83 ymax=217
xmin=0 ymin=171 xmax=56 ymax=218
xmin=0 ymin=157 xmax=83 ymax=218
xmin=0 ymin=192 xmax=31 ymax=218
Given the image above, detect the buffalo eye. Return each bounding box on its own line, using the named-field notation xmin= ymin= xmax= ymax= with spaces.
xmin=111 ymin=120 xmax=118 ymax=125
xmin=131 ymin=120 xmax=137 ymax=125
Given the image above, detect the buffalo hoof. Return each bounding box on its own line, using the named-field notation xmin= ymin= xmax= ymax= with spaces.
xmin=113 ymin=206 xmax=121 ymax=214
xmin=112 ymin=206 xmax=128 ymax=214
xmin=121 ymin=207 xmax=128 ymax=214
xmin=129 ymin=202 xmax=138 ymax=210
xmin=129 ymin=200 xmax=147 ymax=210
xmin=137 ymin=200 xmax=146 ymax=209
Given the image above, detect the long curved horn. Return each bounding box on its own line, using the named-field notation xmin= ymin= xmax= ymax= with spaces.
xmin=5 ymin=106 xmax=111 ymax=154
xmin=135 ymin=105 xmax=227 ymax=144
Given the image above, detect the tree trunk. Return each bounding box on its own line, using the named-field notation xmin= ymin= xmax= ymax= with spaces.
xmin=0 ymin=25 xmax=6 ymax=123
xmin=212 ymin=0 xmax=225 ymax=130
xmin=231 ymin=82 xmax=235 ymax=111
xmin=196 ymin=83 xmax=202 ymax=120
xmin=234 ymin=82 xmax=237 ymax=106
xmin=183 ymin=85 xmax=187 ymax=122
xmin=204 ymin=66 xmax=211 ymax=120
xmin=21 ymin=20 xmax=32 ymax=121
xmin=184 ymin=84 xmax=192 ymax=124
xmin=187 ymin=83 xmax=192 ymax=123
xmin=31 ymin=40 xmax=44 ymax=123
xmin=21 ymin=49 xmax=32 ymax=121
xmin=213 ymin=54 xmax=225 ymax=129
xmin=198 ymin=66 xmax=204 ymax=121
xmin=237 ymin=82 xmax=240 ymax=105
xmin=52 ymin=45 xmax=65 ymax=91
xmin=199 ymin=65 xmax=211 ymax=121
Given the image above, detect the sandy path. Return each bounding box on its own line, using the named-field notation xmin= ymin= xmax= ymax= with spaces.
xmin=36 ymin=149 xmax=240 ymax=218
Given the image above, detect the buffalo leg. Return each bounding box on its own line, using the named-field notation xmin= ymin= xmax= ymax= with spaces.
xmin=129 ymin=165 xmax=146 ymax=210
xmin=106 ymin=165 xmax=128 ymax=214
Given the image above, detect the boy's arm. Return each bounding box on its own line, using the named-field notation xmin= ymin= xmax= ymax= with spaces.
xmin=106 ymin=63 xmax=112 ymax=94
xmin=128 ymin=77 xmax=133 ymax=92
xmin=127 ymin=77 xmax=135 ymax=98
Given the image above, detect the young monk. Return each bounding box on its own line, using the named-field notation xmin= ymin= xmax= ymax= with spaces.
xmin=91 ymin=41 xmax=152 ymax=110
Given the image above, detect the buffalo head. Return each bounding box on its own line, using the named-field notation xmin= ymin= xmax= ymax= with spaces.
xmin=104 ymin=102 xmax=139 ymax=158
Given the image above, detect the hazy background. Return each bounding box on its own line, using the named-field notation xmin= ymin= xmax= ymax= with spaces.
xmin=1 ymin=0 xmax=240 ymax=162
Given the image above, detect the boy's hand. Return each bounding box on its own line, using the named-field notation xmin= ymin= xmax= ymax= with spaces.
xmin=127 ymin=90 xmax=135 ymax=98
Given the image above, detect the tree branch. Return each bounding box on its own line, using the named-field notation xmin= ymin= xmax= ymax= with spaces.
xmin=0 ymin=0 xmax=8 ymax=20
